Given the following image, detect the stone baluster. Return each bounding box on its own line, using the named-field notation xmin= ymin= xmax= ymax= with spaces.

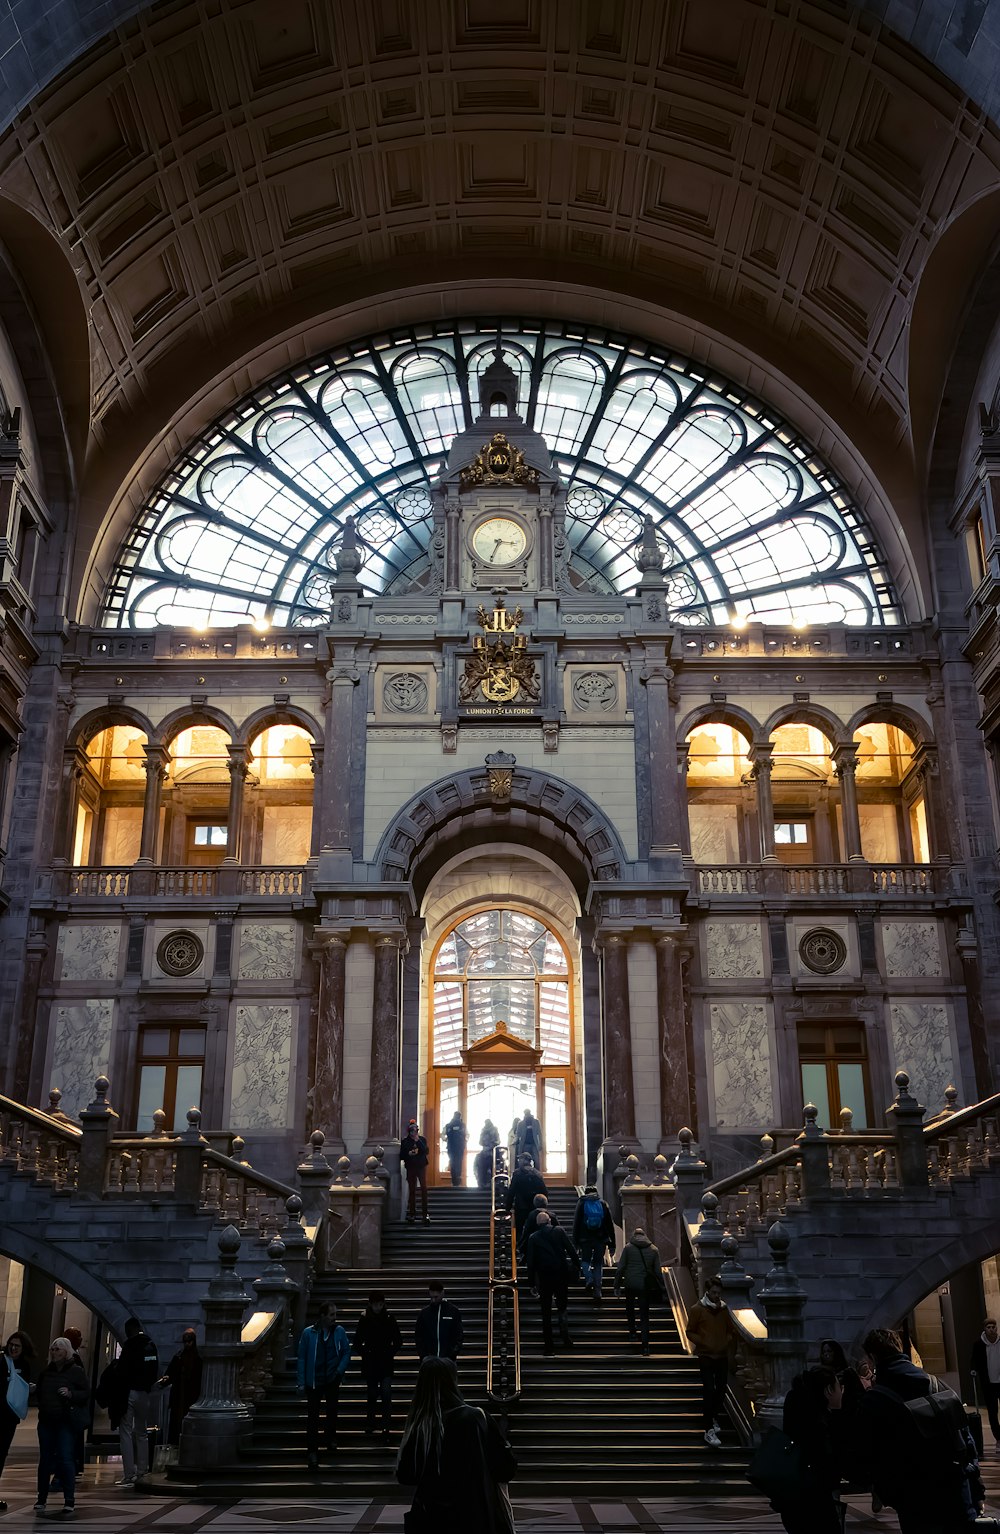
xmin=753 ymin=1221 xmax=809 ymax=1437
xmin=178 ymin=1227 xmax=254 ymax=1469
xmin=78 ymin=1077 xmax=120 ymax=1195
xmin=796 ymin=1103 xmax=832 ymax=1199
xmin=310 ymin=930 xmax=348 ymax=1154
xmin=885 ymin=1070 xmax=929 ymax=1191
xmin=692 ymin=1190 xmax=725 ymax=1291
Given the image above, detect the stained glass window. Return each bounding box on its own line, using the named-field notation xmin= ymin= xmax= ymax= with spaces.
xmin=432 ymin=908 xmax=571 ymax=1066
xmin=101 ymin=319 xmax=902 ymax=629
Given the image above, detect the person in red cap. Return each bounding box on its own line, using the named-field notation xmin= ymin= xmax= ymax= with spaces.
xmin=399 ymin=1119 xmax=430 ymax=1225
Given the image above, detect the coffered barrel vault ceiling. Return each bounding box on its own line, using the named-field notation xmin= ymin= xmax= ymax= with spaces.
xmin=1 ymin=0 xmax=999 ymax=621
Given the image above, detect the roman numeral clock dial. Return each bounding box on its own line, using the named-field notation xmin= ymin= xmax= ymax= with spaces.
xmin=471 ymin=516 xmax=527 ymax=567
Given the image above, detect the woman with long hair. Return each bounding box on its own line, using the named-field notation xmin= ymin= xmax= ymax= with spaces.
xmin=396 ymin=1356 xmax=516 ymax=1533
xmin=0 ymin=1331 xmax=35 ymax=1512
xmin=775 ymin=1364 xmax=846 ymax=1534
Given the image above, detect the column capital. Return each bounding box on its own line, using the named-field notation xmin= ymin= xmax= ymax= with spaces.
xmin=226 ymin=742 xmax=251 ymax=778
xmin=831 ymin=741 xmax=859 ymax=777
xmin=142 ymin=741 xmax=169 ymax=775
xmin=748 ymin=741 xmax=773 ymax=775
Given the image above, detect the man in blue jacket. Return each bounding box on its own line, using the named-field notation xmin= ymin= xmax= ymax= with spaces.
xmin=297 ymin=1303 xmax=351 ymax=1468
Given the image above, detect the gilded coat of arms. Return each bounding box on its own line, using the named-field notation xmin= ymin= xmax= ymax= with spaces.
xmin=459 ymin=597 xmax=540 ymax=705
xmin=459 ymin=432 xmax=539 ymax=490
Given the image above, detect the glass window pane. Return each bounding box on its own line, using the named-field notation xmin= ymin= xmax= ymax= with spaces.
xmin=432 ymin=982 xmax=463 ymax=1065
xmin=539 ymin=983 xmax=571 ymax=1064
xmin=437 ymin=1078 xmax=460 ymax=1177
xmin=468 ymin=979 xmax=534 ymax=1044
xmin=139 ymin=1030 xmax=170 ymax=1058
xmin=136 ymin=1066 xmax=167 ymax=1133
xmin=541 ymin=932 xmax=568 ymax=973
xmin=800 ymin=1063 xmax=831 ymax=1131
xmin=172 ymin=1066 xmax=203 ymax=1131
xmin=434 ymin=932 xmax=459 ymax=973
xmin=177 ymin=1029 xmax=207 ymax=1058
xmin=544 ymin=1078 xmax=567 ymax=1177
xmin=836 ymin=1063 xmax=868 ymax=1129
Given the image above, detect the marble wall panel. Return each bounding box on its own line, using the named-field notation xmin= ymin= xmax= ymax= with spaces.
xmin=689 ymin=805 xmax=740 ymax=863
xmin=50 ymin=1000 xmax=114 ymax=1116
xmin=882 ymin=920 xmax=942 ymax=978
xmin=231 ymin=1004 xmax=293 ymax=1128
xmin=704 ymin=920 xmax=764 ymax=979
xmin=237 ymin=922 xmax=297 ymax=980
xmin=261 ymin=805 xmax=312 ymax=863
xmin=57 ymin=923 xmax=121 ymax=982
xmin=709 ymin=1002 xmax=773 ymax=1127
xmin=888 ymin=1001 xmax=954 ymax=1115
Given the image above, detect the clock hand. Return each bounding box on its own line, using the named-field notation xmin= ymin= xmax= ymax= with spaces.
xmin=492 ymin=538 xmax=503 ymax=559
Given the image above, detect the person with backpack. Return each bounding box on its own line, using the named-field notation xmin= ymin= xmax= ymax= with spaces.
xmin=851 ymin=1327 xmax=988 ymax=1532
xmin=572 ymin=1183 xmax=615 ymax=1301
xmin=116 ymin=1317 xmax=159 ymax=1487
xmin=297 ymin=1302 xmax=351 ymax=1469
xmin=505 ymin=1154 xmax=547 ymax=1254
xmin=443 ymin=1112 xmax=468 ymax=1187
xmin=615 ymin=1226 xmax=669 ymax=1359
xmin=773 ymin=1365 xmax=847 ymax=1533
xmin=526 ymin=1211 xmax=580 ymax=1354
xmin=0 ymin=1331 xmax=33 ymax=1513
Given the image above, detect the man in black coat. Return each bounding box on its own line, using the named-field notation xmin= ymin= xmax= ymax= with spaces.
xmin=400 ymin=1118 xmax=430 ymax=1225
xmin=572 ymin=1183 xmax=616 ymax=1300
xmin=355 ymin=1291 xmax=402 ymax=1439
xmin=505 ymin=1154 xmax=547 ymax=1251
xmin=521 ymin=1192 xmax=559 ymax=1248
xmin=414 ymin=1281 xmax=464 ymax=1361
xmin=970 ymin=1316 xmax=1000 ymax=1450
xmin=116 ymin=1317 xmax=159 ymax=1486
xmin=526 ymin=1211 xmax=580 ymax=1354
xmin=850 ymin=1327 xmax=985 ymax=1533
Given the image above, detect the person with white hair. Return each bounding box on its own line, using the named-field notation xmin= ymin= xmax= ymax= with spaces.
xmin=33 ymin=1335 xmax=89 ymax=1518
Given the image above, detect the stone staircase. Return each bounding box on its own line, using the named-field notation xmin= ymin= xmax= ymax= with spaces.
xmin=172 ymin=1184 xmax=747 ymax=1498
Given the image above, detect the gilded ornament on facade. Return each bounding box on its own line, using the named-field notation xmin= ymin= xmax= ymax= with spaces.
xmin=460 ymin=597 xmax=540 ymax=705
xmin=459 ymin=432 xmax=539 ymax=490
xmin=485 ymin=751 xmax=516 ymax=804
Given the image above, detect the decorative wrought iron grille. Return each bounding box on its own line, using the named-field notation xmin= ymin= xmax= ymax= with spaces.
xmin=100 ymin=319 xmax=902 ymax=629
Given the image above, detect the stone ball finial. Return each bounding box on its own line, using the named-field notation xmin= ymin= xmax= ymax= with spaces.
xmin=266 ymin=1236 xmax=286 ymax=1263
xmin=839 ymin=1107 xmax=854 ymax=1133
xmin=702 ymin=1190 xmax=719 ymax=1217
xmin=802 ymin=1102 xmax=818 ymax=1127
xmin=335 ymin=1154 xmax=352 ymax=1184
xmin=894 ymin=1069 xmax=911 ymax=1096
xmin=652 ymin=1153 xmax=668 ymax=1183
xmin=152 ymin=1108 xmax=168 ymax=1136
xmin=759 ymin=1133 xmax=774 ymax=1159
xmin=720 ymin=1231 xmax=739 ymax=1261
xmin=618 ymin=1144 xmax=629 ymax=1164
xmin=187 ymin=1106 xmax=202 ymax=1131
xmin=285 ymin=1193 xmax=303 ymax=1218
xmin=944 ymin=1084 xmax=958 ymax=1111
xmin=218 ymin=1225 xmax=242 ymax=1258
xmin=626 ymin=1153 xmax=640 ymax=1173
xmin=231 ymin=1136 xmax=249 ymax=1165
xmin=310 ymin=1130 xmax=326 ymax=1152
xmin=374 ymin=1145 xmax=386 ymax=1163
xmin=364 ymin=1154 xmax=379 ymax=1183
xmin=48 ymin=1087 xmax=62 ymax=1110
xmin=767 ymin=1219 xmax=790 ymax=1260
xmin=678 ymin=1127 xmax=693 ymax=1149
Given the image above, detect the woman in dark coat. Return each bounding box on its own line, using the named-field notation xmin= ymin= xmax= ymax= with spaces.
xmin=775 ymin=1364 xmax=846 ymax=1534
xmin=354 ymin=1293 xmax=402 ymax=1439
xmin=397 ymin=1356 xmax=516 ymax=1533
xmin=34 ymin=1336 xmax=89 ymax=1516
xmin=818 ymin=1338 xmax=866 ymax=1415
xmin=0 ymin=1330 xmax=34 ymax=1512
xmin=164 ymin=1329 xmax=202 ymax=1446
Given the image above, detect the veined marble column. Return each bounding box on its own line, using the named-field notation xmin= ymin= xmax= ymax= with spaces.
xmin=641 ymin=648 xmax=682 ymax=857
xmin=750 ymin=743 xmax=777 ymax=861
xmin=656 ymin=932 xmax=693 ymax=1149
xmin=137 ymin=743 xmax=168 ymax=863
xmin=311 ymin=931 xmax=347 ymax=1154
xmin=832 ymin=742 xmax=864 ymax=861
xmin=224 ymin=744 xmax=249 ymax=864
xmin=367 ymin=934 xmax=403 ymax=1144
xmin=308 ymin=742 xmax=324 ymax=859
xmin=13 ymin=929 xmax=47 ymax=1100
xmin=599 ymin=933 xmax=636 ymax=1143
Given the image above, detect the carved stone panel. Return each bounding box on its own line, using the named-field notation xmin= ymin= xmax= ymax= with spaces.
xmin=57 ymin=923 xmax=122 ymax=982
xmin=148 ymin=920 xmax=211 ymax=982
xmin=237 ymin=922 xmax=297 ymax=980
xmin=882 ymin=920 xmax=942 ymax=978
xmin=373 ymin=664 xmax=436 ymax=721
xmin=888 ymin=1001 xmax=954 ymax=1114
xmin=231 ymin=1004 xmax=293 ymax=1128
xmin=564 ymin=664 xmax=627 ymax=720
xmin=704 ymin=919 xmax=765 ymax=979
xmin=709 ymin=1001 xmax=773 ymax=1128
xmin=50 ymin=999 xmax=114 ymax=1116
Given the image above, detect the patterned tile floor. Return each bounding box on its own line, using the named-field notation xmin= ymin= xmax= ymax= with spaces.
xmin=2 ymin=1436 xmax=999 ymax=1532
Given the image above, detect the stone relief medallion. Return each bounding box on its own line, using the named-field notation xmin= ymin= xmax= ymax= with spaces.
xmin=156 ymin=930 xmax=205 ymax=977
xmin=383 ymin=672 xmax=429 ymax=713
xmin=799 ymin=927 xmax=848 ymax=975
xmin=572 ymin=671 xmax=618 ymax=712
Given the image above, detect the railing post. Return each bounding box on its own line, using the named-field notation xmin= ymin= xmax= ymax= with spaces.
xmin=718 ymin=1231 xmax=755 ymax=1308
xmin=252 ymin=1235 xmax=298 ymax=1383
xmin=692 ymin=1190 xmax=726 ymax=1291
xmin=886 ymin=1070 xmax=929 ymax=1190
xmin=620 ymin=1153 xmax=679 ymax=1265
xmin=754 ymin=1221 xmax=808 ymax=1437
xmin=77 ymin=1077 xmax=119 ymax=1194
xmin=796 ymin=1104 xmax=832 ymax=1198
xmin=296 ymin=1130 xmax=334 ymax=1227
xmin=178 ymin=1226 xmax=253 ymax=1470
xmin=174 ymin=1107 xmax=206 ymax=1204
xmin=280 ymin=1195 xmax=312 ymax=1334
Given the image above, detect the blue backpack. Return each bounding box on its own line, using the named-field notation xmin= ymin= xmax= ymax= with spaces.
xmin=582 ymin=1197 xmax=604 ymax=1231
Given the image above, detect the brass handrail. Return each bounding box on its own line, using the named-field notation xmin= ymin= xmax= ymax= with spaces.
xmin=486 ymin=1142 xmax=521 ymax=1408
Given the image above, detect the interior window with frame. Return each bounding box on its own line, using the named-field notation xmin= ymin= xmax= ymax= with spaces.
xmin=798 ymin=1022 xmax=871 ymax=1130
xmin=135 ymin=1025 xmax=206 ymax=1132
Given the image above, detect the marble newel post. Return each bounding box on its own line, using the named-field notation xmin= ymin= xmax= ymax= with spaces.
xmin=832 ymin=743 xmax=864 ymax=861
xmin=366 ymin=933 xmax=404 ymax=1153
xmin=656 ymin=932 xmax=693 ymax=1151
xmin=311 ymin=930 xmax=347 ymax=1154
xmin=598 ymin=934 xmax=637 ymax=1149
xmin=749 ymin=743 xmax=777 ymax=861
xmin=137 ymin=743 xmax=168 ymax=863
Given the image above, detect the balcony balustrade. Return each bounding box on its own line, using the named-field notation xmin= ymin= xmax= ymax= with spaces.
xmin=54 ymin=865 xmax=306 ymax=901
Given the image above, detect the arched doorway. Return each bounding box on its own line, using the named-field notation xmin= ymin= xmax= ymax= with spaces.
xmin=426 ymin=906 xmax=579 ymax=1186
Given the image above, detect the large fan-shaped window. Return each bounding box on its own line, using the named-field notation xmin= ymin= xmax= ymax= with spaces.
xmin=101 ymin=319 xmax=902 ymax=629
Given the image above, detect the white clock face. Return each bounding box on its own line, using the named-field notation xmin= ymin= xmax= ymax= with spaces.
xmin=472 ymin=516 xmax=527 ymax=566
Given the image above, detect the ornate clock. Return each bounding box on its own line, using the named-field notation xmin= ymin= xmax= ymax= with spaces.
xmin=471 ymin=515 xmax=528 ymax=567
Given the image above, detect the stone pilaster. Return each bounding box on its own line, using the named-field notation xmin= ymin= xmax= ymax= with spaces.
xmin=656 ymin=931 xmax=693 ymax=1151
xmin=597 ymin=932 xmax=637 ymax=1149
xmin=832 ymin=742 xmax=864 ymax=861
xmin=366 ymin=932 xmax=404 ymax=1150
xmin=310 ymin=930 xmax=348 ymax=1154
xmin=223 ymin=743 xmax=249 ymax=864
xmin=137 ymin=743 xmax=168 ymax=863
xmin=749 ymin=742 xmax=777 ymax=861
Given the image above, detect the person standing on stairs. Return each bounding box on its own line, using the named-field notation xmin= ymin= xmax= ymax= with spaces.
xmin=573 ymin=1183 xmax=616 ymax=1301
xmin=297 ymin=1303 xmax=351 ymax=1469
xmin=506 ymin=1153 xmax=547 ymax=1255
xmin=686 ymin=1277 xmax=737 ymax=1446
xmin=513 ymin=1108 xmax=543 ymax=1172
xmin=614 ymin=1226 xmax=668 ymax=1357
xmin=521 ymin=1192 xmax=559 ymax=1248
xmin=400 ymin=1118 xmax=431 ymax=1225
xmin=355 ymin=1293 xmax=402 ymax=1441
xmin=443 ymin=1111 xmax=468 ymax=1187
xmin=526 ymin=1210 xmax=580 ymax=1355
xmin=414 ymin=1282 xmax=464 ymax=1362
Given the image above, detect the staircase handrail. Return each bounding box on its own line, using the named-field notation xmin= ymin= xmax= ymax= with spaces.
xmin=0 ymin=1094 xmax=81 ymax=1141
xmin=923 ymin=1091 xmax=1000 ymax=1140
xmin=486 ymin=1142 xmax=521 ymax=1407
xmin=199 ymin=1147 xmax=298 ymax=1200
xmin=704 ymin=1131 xmax=894 ymax=1202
